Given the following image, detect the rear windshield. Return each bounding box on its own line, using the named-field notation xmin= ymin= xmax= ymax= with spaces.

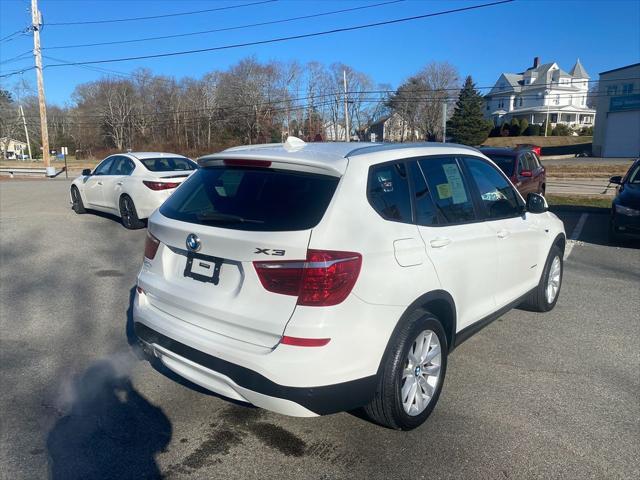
xmin=160 ymin=166 xmax=339 ymax=231
xmin=485 ymin=155 xmax=515 ymax=177
xmin=140 ymin=157 xmax=196 ymax=172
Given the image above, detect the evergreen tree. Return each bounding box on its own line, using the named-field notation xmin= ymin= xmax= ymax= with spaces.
xmin=447 ymin=76 xmax=492 ymax=145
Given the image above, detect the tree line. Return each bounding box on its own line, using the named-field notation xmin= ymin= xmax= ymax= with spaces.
xmin=1 ymin=57 xmax=491 ymax=159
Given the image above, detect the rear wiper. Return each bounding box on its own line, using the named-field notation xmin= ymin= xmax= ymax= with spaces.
xmin=196 ymin=212 xmax=264 ymax=224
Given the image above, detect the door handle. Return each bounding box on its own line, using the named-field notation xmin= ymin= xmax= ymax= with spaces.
xmin=97 ymin=181 xmax=103 ymax=185
xmin=430 ymin=237 xmax=451 ymax=248
xmin=116 ymin=181 xmax=123 ymax=186
xmin=497 ymin=230 xmax=510 ymax=239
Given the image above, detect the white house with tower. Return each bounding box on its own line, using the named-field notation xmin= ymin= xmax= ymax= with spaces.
xmin=484 ymin=57 xmax=596 ymax=129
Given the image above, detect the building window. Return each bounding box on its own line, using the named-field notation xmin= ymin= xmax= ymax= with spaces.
xmin=519 ymin=97 xmax=523 ymax=106
xmin=554 ymin=95 xmax=560 ymax=105
xmin=607 ymin=85 xmax=618 ymax=96
xmin=622 ymin=83 xmax=634 ymax=95
xmin=569 ymin=95 xmax=573 ymax=105
xmin=550 ymin=113 xmax=558 ymax=123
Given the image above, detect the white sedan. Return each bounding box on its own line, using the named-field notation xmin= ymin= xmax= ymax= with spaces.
xmin=70 ymin=152 xmax=197 ymax=229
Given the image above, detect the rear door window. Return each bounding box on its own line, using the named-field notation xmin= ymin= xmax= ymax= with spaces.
xmin=367 ymin=162 xmax=412 ymax=223
xmin=160 ymin=167 xmax=339 ymax=231
xmin=110 ymin=156 xmax=135 ymax=176
xmin=418 ymin=157 xmax=476 ymax=224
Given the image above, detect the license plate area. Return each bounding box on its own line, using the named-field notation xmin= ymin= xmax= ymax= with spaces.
xmin=184 ymin=252 xmax=223 ymax=285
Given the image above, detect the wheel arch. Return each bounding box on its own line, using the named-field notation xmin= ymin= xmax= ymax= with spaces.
xmin=376 ymin=290 xmax=457 ymax=376
xmin=552 ymin=232 xmax=566 ymax=254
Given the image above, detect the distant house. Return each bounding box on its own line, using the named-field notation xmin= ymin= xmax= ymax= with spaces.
xmin=364 ymin=113 xmax=422 ymax=142
xmin=0 ymin=138 xmax=28 ymax=159
xmin=323 ymin=121 xmax=347 ymax=142
xmin=484 ymin=57 xmax=596 ymax=129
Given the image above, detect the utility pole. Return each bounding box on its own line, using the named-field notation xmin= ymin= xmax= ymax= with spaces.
xmin=442 ymin=102 xmax=447 ymax=143
xmin=343 ymin=70 xmax=350 ymax=142
xmin=31 ymin=0 xmax=52 ymax=176
xmin=18 ymin=105 xmax=33 ymax=160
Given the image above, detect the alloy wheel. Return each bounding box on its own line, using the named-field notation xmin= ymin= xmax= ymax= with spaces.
xmin=401 ymin=330 xmax=442 ymax=416
xmin=546 ymin=256 xmax=561 ymax=303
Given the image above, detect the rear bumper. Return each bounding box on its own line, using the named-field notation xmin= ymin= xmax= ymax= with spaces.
xmin=135 ymin=322 xmax=377 ymax=416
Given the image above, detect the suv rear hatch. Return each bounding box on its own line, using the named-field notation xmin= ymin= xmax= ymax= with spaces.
xmin=142 ymin=160 xmax=340 ymax=348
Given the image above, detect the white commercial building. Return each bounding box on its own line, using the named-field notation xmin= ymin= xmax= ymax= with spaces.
xmin=592 ymin=63 xmax=640 ymax=158
xmin=484 ymin=57 xmax=595 ymax=129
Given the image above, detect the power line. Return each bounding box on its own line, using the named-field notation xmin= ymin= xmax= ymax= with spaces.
xmin=43 ymin=1 xmax=515 ymax=67
xmin=0 ymin=66 xmax=36 ymax=79
xmin=44 ymin=0 xmax=277 ymax=26
xmin=0 ymin=26 xmax=31 ymax=44
xmin=44 ymin=0 xmax=405 ymax=50
xmin=0 ymin=50 xmax=32 ymax=66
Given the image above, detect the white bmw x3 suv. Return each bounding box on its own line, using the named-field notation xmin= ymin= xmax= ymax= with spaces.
xmin=70 ymin=152 xmax=197 ymax=229
xmin=133 ymin=138 xmax=565 ymax=430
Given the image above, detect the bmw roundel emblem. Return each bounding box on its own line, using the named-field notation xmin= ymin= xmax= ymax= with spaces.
xmin=186 ymin=233 xmax=201 ymax=252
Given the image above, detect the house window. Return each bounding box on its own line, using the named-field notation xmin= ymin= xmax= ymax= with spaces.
xmin=554 ymin=95 xmax=560 ymax=105
xmin=622 ymin=83 xmax=634 ymax=95
xmin=569 ymin=95 xmax=573 ymax=105
xmin=607 ymin=85 xmax=618 ymax=96
xmin=519 ymin=97 xmax=523 ymax=106
xmin=550 ymin=114 xmax=558 ymax=123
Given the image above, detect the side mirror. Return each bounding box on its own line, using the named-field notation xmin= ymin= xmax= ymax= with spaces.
xmin=520 ymin=170 xmax=533 ymax=178
xmin=527 ymin=193 xmax=548 ymax=214
xmin=609 ymin=175 xmax=622 ymax=185
xmin=82 ymin=168 xmax=92 ymax=176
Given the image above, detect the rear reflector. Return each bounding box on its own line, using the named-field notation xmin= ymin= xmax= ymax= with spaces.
xmin=224 ymin=159 xmax=272 ymax=168
xmin=280 ymin=336 xmax=331 ymax=347
xmin=254 ymin=249 xmax=362 ymax=306
xmin=144 ymin=232 xmax=160 ymax=260
xmin=143 ymin=180 xmax=180 ymax=191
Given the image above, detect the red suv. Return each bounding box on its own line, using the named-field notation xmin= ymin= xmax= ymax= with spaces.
xmin=479 ymin=147 xmax=546 ymax=197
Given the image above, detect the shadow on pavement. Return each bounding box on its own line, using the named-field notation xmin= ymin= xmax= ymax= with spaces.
xmin=551 ymin=206 xmax=639 ymax=250
xmin=46 ymin=360 xmax=171 ymax=480
xmin=79 ymin=207 xmax=147 ymax=230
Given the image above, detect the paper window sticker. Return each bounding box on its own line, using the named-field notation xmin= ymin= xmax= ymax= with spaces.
xmin=436 ymin=183 xmax=452 ymax=199
xmin=442 ymin=163 xmax=468 ymax=205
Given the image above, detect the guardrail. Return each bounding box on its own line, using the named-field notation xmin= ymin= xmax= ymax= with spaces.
xmin=0 ymin=167 xmax=65 ymax=177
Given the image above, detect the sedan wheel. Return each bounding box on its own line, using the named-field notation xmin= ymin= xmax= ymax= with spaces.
xmin=119 ymin=195 xmax=144 ymax=230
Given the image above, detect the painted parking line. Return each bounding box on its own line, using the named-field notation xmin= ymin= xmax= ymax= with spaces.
xmin=564 ymin=213 xmax=588 ymax=259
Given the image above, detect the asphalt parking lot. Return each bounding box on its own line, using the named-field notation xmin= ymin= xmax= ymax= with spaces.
xmin=1 ymin=179 xmax=638 ymax=480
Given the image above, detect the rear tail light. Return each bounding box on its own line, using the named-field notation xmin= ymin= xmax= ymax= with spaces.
xmin=143 ymin=180 xmax=180 ymax=191
xmin=254 ymin=249 xmax=362 ymax=306
xmin=144 ymin=232 xmax=160 ymax=260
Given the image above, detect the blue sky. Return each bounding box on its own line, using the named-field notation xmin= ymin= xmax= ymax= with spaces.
xmin=1 ymin=0 xmax=639 ymax=105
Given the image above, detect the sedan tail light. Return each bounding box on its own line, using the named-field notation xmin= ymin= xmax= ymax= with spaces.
xmin=144 ymin=232 xmax=160 ymax=260
xmin=254 ymin=249 xmax=362 ymax=306
xmin=143 ymin=180 xmax=180 ymax=191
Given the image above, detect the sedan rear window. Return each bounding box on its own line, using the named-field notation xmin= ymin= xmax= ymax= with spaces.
xmin=160 ymin=167 xmax=339 ymax=231
xmin=485 ymin=155 xmax=515 ymax=177
xmin=140 ymin=157 xmax=196 ymax=172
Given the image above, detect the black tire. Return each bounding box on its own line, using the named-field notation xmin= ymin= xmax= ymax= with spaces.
xmin=119 ymin=195 xmax=145 ymax=230
xmin=70 ymin=186 xmax=86 ymax=214
xmin=520 ymin=244 xmax=563 ymax=312
xmin=364 ymin=312 xmax=448 ymax=430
